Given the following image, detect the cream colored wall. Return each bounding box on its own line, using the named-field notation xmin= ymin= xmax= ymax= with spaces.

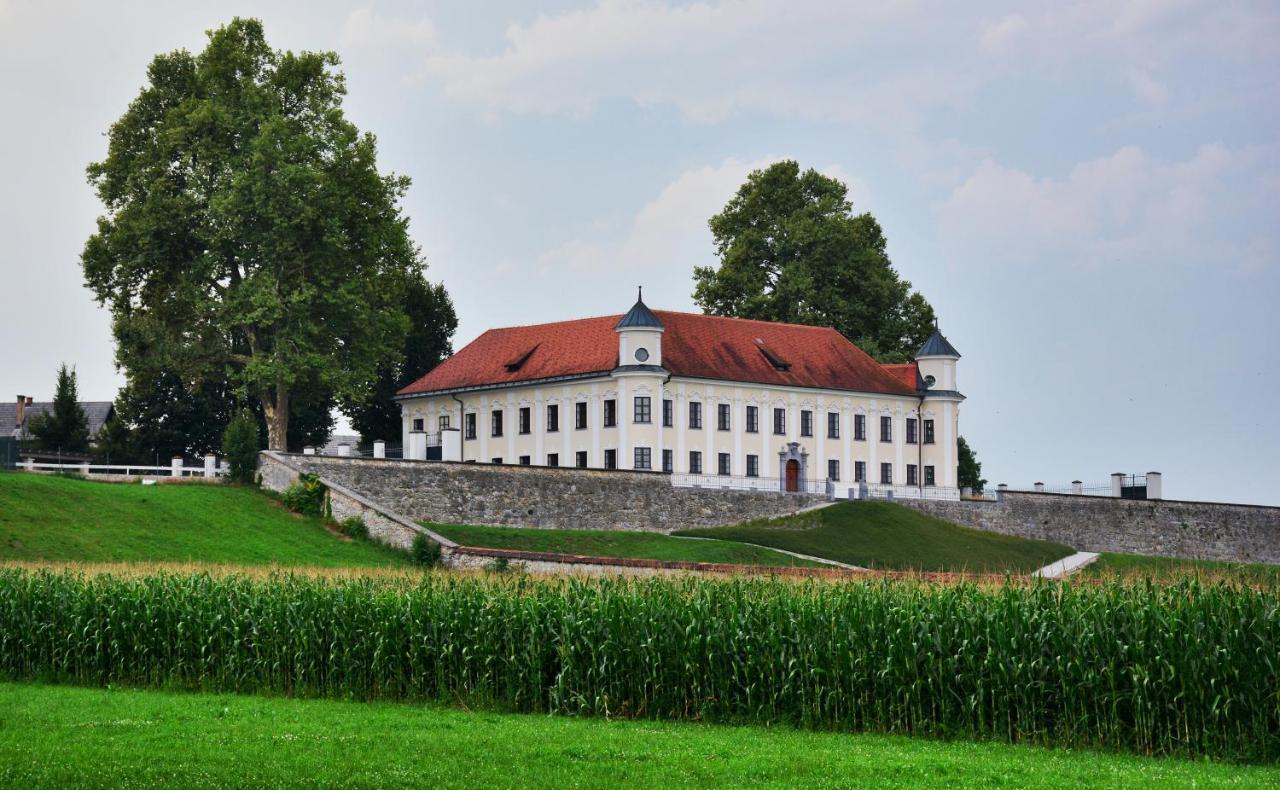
xmin=399 ymin=373 xmax=959 ymax=487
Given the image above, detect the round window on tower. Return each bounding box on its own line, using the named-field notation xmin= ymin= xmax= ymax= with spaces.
xmin=924 ymin=374 xmax=936 ymax=388
xmin=635 ymin=347 xmax=650 ymax=363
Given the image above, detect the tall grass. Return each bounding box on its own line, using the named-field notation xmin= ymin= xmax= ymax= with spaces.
xmin=0 ymin=569 xmax=1275 ymax=762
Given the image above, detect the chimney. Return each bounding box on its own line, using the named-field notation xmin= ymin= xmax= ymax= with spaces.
xmin=15 ymin=395 xmax=26 ymax=429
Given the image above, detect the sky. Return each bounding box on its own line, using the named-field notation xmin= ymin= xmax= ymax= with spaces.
xmin=1 ymin=1 xmax=1278 ymax=504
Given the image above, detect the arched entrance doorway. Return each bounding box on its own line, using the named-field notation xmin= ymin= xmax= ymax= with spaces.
xmin=785 ymin=459 xmax=800 ymax=492
xmin=777 ymin=442 xmax=809 ymax=493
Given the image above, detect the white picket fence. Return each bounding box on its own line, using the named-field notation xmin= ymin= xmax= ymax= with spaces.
xmin=20 ymin=456 xmax=226 ymax=479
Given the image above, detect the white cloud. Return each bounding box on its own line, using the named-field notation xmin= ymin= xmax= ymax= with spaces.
xmin=1127 ymin=69 xmax=1171 ymax=104
xmin=342 ymin=7 xmax=436 ymax=50
xmin=938 ymin=143 xmax=1277 ymax=271
xmin=538 ymin=157 xmax=865 ymax=276
xmin=980 ymin=14 xmax=1027 ymax=52
xmin=406 ymin=0 xmax=1279 ymax=128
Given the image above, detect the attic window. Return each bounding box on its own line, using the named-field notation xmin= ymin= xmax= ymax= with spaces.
xmin=755 ymin=339 xmax=791 ymax=371
xmin=504 ymin=344 xmax=540 ymax=372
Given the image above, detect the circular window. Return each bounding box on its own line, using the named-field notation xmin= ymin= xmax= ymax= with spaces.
xmin=924 ymin=374 xmax=936 ymax=388
xmin=635 ymin=347 xmax=650 ymax=362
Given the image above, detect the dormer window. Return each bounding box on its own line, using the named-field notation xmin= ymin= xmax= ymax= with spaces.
xmin=504 ymin=344 xmax=539 ymax=372
xmin=755 ymin=339 xmax=791 ymax=371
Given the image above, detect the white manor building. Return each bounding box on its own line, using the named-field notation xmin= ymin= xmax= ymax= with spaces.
xmin=395 ymin=292 xmax=964 ymax=500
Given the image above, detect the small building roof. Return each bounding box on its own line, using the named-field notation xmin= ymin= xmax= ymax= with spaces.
xmin=917 ymin=328 xmax=961 ymax=358
xmin=3 ymin=400 xmax=115 ymax=440
xmin=615 ymin=289 xmax=664 ymax=330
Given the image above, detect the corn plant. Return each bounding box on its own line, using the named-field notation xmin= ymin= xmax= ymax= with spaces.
xmin=0 ymin=569 xmax=1275 ymax=762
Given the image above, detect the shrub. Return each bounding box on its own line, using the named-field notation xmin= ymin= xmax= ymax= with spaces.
xmin=410 ymin=534 xmax=441 ymax=567
xmin=222 ymin=409 xmax=261 ymax=484
xmin=280 ymin=473 xmax=326 ymax=517
xmin=340 ymin=517 xmax=369 ymax=541
xmin=485 ymin=557 xmax=511 ymax=574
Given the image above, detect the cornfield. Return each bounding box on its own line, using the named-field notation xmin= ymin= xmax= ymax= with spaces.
xmin=0 ymin=569 xmax=1276 ymax=762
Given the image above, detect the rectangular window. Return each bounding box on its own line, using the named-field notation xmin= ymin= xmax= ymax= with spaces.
xmin=575 ymin=450 xmax=588 ymax=468
xmin=662 ymin=449 xmax=673 ymax=473
xmin=464 ymin=413 xmax=476 ymax=440
xmin=491 ymin=410 xmax=503 ymax=437
xmin=634 ymin=396 xmax=651 ymax=424
xmin=906 ymin=417 xmax=917 ymax=445
xmin=519 ymin=455 xmax=531 ymax=466
xmin=439 ymin=415 xmax=451 ymax=430
xmin=746 ymin=405 xmax=759 ymax=433
xmin=828 ymin=459 xmax=840 ymax=481
xmin=881 ymin=463 xmax=893 ymax=484
xmin=718 ymin=453 xmax=731 ymax=476
xmin=491 ymin=457 xmax=503 ymax=465
xmin=519 ymin=407 xmax=531 ymax=435
xmin=662 ymin=399 xmax=673 ymax=427
xmin=925 ymin=465 xmax=936 ymax=486
xmin=546 ymin=404 xmax=559 ymax=433
xmin=924 ymin=420 xmax=935 ymax=445
xmin=575 ymin=401 xmax=588 ymax=430
xmin=827 ymin=412 xmax=840 ymax=439
xmin=547 ymin=453 xmax=559 ymax=467
xmin=689 ymin=401 xmax=702 ymax=429
xmin=717 ymin=403 xmax=731 ymax=431
xmin=854 ymin=414 xmax=866 ymax=441
xmin=800 ymin=410 xmax=813 ymax=437
xmin=746 ymin=454 xmax=759 ymax=478
xmin=854 ymin=461 xmax=866 ymax=483
xmin=604 ymin=449 xmax=617 ymax=469
xmin=907 ymin=464 xmax=918 ymax=485
xmin=412 ymin=417 xmax=424 ymax=432
xmin=604 ymin=399 xmax=617 ymax=428
xmin=880 ymin=415 xmax=892 ymax=443
xmin=689 ymin=450 xmax=702 ymax=474
xmin=773 ymin=408 xmax=785 ymax=435
xmin=634 ymin=447 xmax=652 ymax=470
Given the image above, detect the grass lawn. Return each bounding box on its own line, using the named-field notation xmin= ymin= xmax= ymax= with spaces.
xmin=1081 ymin=552 xmax=1280 ymax=585
xmin=0 ymin=684 xmax=1273 ymax=788
xmin=0 ymin=472 xmax=406 ymax=567
xmin=674 ymin=501 xmax=1075 ymax=573
xmin=427 ymin=522 xmax=824 ymax=567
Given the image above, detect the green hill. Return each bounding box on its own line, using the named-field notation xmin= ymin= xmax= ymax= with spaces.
xmin=0 ymin=472 xmax=405 ymax=567
xmin=674 ymin=501 xmax=1074 ymax=573
xmin=427 ymin=522 xmax=822 ymax=567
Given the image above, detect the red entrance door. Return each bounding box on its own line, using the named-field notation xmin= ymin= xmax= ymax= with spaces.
xmin=785 ymin=459 xmax=800 ymax=492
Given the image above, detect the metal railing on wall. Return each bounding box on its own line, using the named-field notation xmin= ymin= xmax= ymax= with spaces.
xmin=669 ymin=473 xmax=831 ymax=496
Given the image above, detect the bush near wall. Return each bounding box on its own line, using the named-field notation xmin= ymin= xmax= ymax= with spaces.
xmin=0 ymin=570 xmax=1275 ymax=763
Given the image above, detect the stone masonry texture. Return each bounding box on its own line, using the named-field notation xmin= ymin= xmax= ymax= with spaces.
xmin=260 ymin=453 xmax=825 ymax=532
xmin=902 ymin=492 xmax=1280 ymax=565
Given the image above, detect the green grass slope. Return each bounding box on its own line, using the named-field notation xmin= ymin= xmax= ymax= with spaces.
xmin=427 ymin=522 xmax=823 ymax=567
xmin=1082 ymin=552 xmax=1280 ymax=585
xmin=0 ymin=472 xmax=405 ymax=567
xmin=3 ymin=684 xmax=1274 ymax=789
xmin=675 ymin=501 xmax=1074 ymax=573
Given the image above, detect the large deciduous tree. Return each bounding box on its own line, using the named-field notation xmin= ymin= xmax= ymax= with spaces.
xmin=693 ymin=160 xmax=936 ymax=363
xmin=342 ymin=273 xmax=457 ymax=443
xmin=957 ymin=436 xmax=987 ymax=494
xmin=81 ymin=18 xmax=423 ymax=449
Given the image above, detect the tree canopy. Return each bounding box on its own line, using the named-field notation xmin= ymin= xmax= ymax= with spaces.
xmin=957 ymin=436 xmax=987 ymax=494
xmin=692 ymin=160 xmax=935 ymax=363
xmin=28 ymin=364 xmax=90 ymax=454
xmin=343 ymin=273 xmax=456 ymax=443
xmin=81 ymin=18 xmax=429 ymax=449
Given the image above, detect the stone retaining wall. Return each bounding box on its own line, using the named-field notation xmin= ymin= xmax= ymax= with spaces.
xmin=902 ymin=492 xmax=1280 ymax=565
xmin=259 ymin=452 xmax=824 ymax=533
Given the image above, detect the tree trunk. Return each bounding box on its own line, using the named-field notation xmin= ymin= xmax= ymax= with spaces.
xmin=262 ymin=382 xmax=290 ymax=451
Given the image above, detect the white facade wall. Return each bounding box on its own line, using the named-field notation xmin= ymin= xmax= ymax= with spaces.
xmin=399 ymin=373 xmax=960 ymax=490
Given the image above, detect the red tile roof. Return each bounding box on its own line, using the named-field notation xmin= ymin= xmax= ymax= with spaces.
xmin=397 ymin=311 xmax=919 ymax=397
xmin=882 ymin=363 xmax=921 ymax=391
